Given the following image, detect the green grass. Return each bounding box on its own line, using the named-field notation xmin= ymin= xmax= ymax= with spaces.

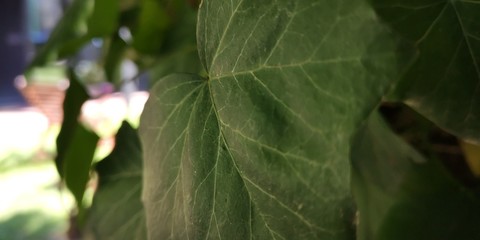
xmin=0 ymin=160 xmax=74 ymax=240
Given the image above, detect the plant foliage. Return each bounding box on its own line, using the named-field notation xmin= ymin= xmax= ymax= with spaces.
xmin=29 ymin=0 xmax=480 ymax=239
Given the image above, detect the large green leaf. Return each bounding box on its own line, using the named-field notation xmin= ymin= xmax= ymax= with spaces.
xmin=139 ymin=1 xmax=410 ymax=238
xmin=86 ymin=122 xmax=146 ymax=240
xmin=352 ymin=113 xmax=480 ymax=240
xmin=370 ymin=0 xmax=480 ymax=142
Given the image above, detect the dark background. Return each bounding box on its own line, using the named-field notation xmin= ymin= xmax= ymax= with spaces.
xmin=0 ymin=0 xmax=28 ymax=107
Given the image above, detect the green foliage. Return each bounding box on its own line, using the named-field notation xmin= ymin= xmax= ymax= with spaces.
xmin=55 ymin=70 xmax=91 ymax=178
xmin=372 ymin=0 xmax=480 ymax=142
xmin=29 ymin=0 xmax=480 ymax=239
xmin=86 ymin=122 xmax=146 ymax=240
xmin=352 ymin=113 xmax=480 ymax=240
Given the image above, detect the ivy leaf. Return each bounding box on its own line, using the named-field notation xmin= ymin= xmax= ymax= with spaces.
xmin=86 ymin=122 xmax=146 ymax=240
xmin=140 ymin=1 xmax=410 ymax=238
xmin=352 ymin=113 xmax=480 ymax=240
xmin=371 ymin=0 xmax=480 ymax=142
xmin=140 ymin=74 xmax=262 ymax=239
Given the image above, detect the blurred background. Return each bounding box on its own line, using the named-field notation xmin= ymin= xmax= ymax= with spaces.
xmin=0 ymin=1 xmax=148 ymax=239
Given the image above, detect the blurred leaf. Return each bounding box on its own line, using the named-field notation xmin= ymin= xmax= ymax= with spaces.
xmin=103 ymin=35 xmax=128 ymax=83
xmin=55 ymin=70 xmax=90 ymax=177
xmin=27 ymin=0 xmax=93 ymax=72
xmin=461 ymin=140 xmax=480 ymax=177
xmin=132 ymin=0 xmax=171 ymax=54
xmin=88 ymin=0 xmax=120 ymax=37
xmin=118 ymin=7 xmax=141 ymax=32
xmin=352 ymin=113 xmax=480 ymax=240
xmin=120 ymin=0 xmax=141 ymax=11
xmin=148 ymin=45 xmax=202 ymax=85
xmin=155 ymin=1 xmax=197 ymax=54
xmin=58 ymin=35 xmax=92 ymax=59
xmin=371 ymin=0 xmax=480 ymax=143
xmin=64 ymin=124 xmax=99 ymax=208
xmin=86 ymin=122 xmax=146 ymax=240
xmin=145 ymin=2 xmax=201 ymax=82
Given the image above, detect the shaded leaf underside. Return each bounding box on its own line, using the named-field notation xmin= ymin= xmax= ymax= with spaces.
xmin=140 ymin=0 xmax=408 ymax=239
xmin=372 ymin=0 xmax=480 ymax=142
xmin=352 ymin=113 xmax=480 ymax=240
xmin=87 ymin=122 xmax=146 ymax=240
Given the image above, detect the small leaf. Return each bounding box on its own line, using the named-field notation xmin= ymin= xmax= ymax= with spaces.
xmin=64 ymin=124 xmax=99 ymax=207
xmin=352 ymin=113 xmax=480 ymax=240
xmin=371 ymin=0 xmax=480 ymax=142
xmin=56 ymin=69 xmax=90 ymax=177
xmin=86 ymin=122 xmax=146 ymax=240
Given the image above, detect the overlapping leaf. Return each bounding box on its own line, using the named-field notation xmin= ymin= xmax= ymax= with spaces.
xmin=371 ymin=0 xmax=480 ymax=142
xmin=56 ymin=70 xmax=90 ymax=177
xmin=63 ymin=124 xmax=99 ymax=210
xmin=352 ymin=113 xmax=480 ymax=240
xmin=86 ymin=122 xmax=146 ymax=240
xmin=140 ymin=0 xmax=409 ymax=239
xmin=56 ymin=70 xmax=99 ymax=211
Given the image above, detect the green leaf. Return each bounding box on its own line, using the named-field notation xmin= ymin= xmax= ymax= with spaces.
xmin=139 ymin=1 xmax=411 ymax=238
xmin=55 ymin=70 xmax=90 ymax=177
xmin=88 ymin=0 xmax=120 ymax=37
xmin=27 ymin=0 xmax=93 ymax=71
xmin=86 ymin=122 xmax=146 ymax=240
xmin=59 ymin=71 xmax=99 ymax=208
xmin=64 ymin=124 xmax=99 ymax=208
xmin=133 ymin=0 xmax=198 ymax=55
xmin=371 ymin=0 xmax=480 ymax=142
xmin=352 ymin=113 xmax=480 ymax=240
xmin=103 ymin=35 xmax=128 ymax=83
xmin=141 ymin=74 xmax=280 ymax=239
xmin=132 ymin=0 xmax=171 ymax=54
xmin=145 ymin=2 xmax=202 ymax=84
xmin=148 ymin=45 xmax=203 ymax=86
